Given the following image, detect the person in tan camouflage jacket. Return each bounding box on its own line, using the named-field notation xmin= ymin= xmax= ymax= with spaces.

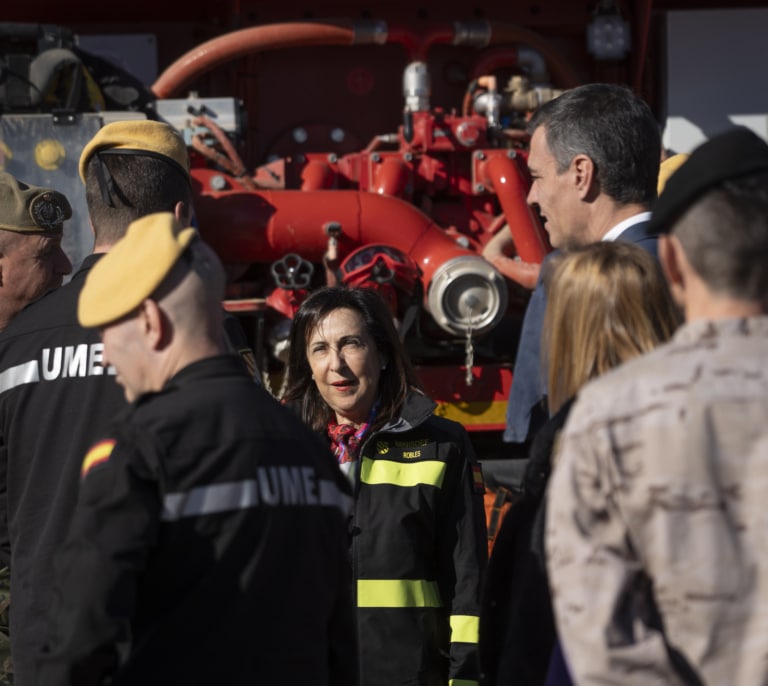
xmin=546 ymin=126 xmax=768 ymax=685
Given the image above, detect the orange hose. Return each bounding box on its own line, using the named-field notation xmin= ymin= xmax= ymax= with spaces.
xmin=152 ymin=21 xmax=356 ymax=98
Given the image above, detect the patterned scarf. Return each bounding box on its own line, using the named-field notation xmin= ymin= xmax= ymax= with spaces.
xmin=327 ymin=401 xmax=379 ymax=464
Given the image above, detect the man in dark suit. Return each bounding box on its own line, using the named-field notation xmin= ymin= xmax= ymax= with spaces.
xmin=503 ymin=83 xmax=662 ymax=448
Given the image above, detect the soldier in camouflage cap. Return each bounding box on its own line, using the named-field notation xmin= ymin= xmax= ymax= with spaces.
xmin=546 ymin=127 xmax=768 ymax=685
xmin=0 ymin=172 xmax=71 ymax=683
xmin=0 ymin=171 xmax=72 ymax=330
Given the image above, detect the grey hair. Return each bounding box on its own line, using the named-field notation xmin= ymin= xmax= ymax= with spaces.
xmin=527 ymin=83 xmax=661 ymax=205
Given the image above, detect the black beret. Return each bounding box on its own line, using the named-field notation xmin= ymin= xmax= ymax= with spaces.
xmin=648 ymin=127 xmax=768 ymax=234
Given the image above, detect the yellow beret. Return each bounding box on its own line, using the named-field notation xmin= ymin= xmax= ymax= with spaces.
xmin=657 ymin=153 xmax=690 ymax=194
xmin=0 ymin=171 xmax=71 ymax=233
xmin=78 ymin=120 xmax=190 ymax=183
xmin=78 ymin=212 xmax=197 ymax=328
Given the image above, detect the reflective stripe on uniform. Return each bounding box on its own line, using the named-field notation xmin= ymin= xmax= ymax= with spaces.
xmin=0 ymin=360 xmax=39 ymax=394
xmin=360 ymin=457 xmax=446 ymax=488
xmin=161 ymin=471 xmax=352 ymax=521
xmin=357 ymin=579 xmax=443 ymax=608
xmin=450 ymin=614 xmax=480 ymax=644
xmin=448 ymin=680 xmax=479 ymax=686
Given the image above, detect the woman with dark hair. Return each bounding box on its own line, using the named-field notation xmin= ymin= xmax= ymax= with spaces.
xmin=283 ymin=285 xmax=487 ymax=686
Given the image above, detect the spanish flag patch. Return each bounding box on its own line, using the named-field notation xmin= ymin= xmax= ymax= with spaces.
xmin=471 ymin=463 xmax=485 ymax=494
xmin=81 ymin=439 xmax=116 ymax=478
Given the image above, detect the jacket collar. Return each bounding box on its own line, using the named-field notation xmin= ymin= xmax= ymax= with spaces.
xmin=378 ymin=391 xmax=437 ymax=434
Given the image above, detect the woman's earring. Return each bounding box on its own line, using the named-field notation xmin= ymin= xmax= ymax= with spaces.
xmin=381 ymin=363 xmax=387 ymax=371
xmin=311 ymin=373 xmax=315 ymax=380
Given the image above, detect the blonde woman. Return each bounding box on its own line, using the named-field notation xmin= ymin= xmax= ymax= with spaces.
xmin=480 ymin=241 xmax=681 ymax=686
xmin=543 ymin=241 xmax=681 ymax=414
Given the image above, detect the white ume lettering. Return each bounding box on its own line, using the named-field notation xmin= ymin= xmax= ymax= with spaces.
xmin=0 ymin=344 xmax=116 ymax=394
xmin=161 ymin=466 xmax=353 ymax=521
xmin=42 ymin=344 xmax=113 ymax=379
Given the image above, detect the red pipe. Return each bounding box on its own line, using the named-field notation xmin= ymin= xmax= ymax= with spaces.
xmin=301 ymin=159 xmax=334 ymax=190
xmin=386 ymin=22 xmax=454 ymax=61
xmin=480 ymin=212 xmax=541 ymax=289
xmin=482 ymin=233 xmax=542 ymax=290
xmin=152 ymin=19 xmax=580 ymax=100
xmin=152 ymin=21 xmax=356 ymax=98
xmin=374 ymin=157 xmax=408 ymax=196
xmin=192 ymin=169 xmax=478 ymax=291
xmin=481 ymin=153 xmax=549 ymax=264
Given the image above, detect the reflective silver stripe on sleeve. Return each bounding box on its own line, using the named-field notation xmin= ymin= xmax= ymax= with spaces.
xmin=0 ymin=361 xmax=40 ymax=394
xmin=161 ymin=472 xmax=352 ymax=522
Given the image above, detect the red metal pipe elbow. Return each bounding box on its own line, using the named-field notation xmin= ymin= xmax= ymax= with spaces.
xmin=192 ymin=171 xmax=476 ymax=290
xmin=481 ymin=153 xmax=549 ymax=264
xmin=152 ymin=21 xmax=356 ymax=98
xmin=301 ymin=159 xmax=335 ymax=190
xmin=374 ymin=157 xmax=408 ymax=197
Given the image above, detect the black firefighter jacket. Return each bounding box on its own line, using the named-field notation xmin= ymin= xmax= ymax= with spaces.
xmin=37 ymin=355 xmax=357 ymax=686
xmin=0 ymin=255 xmax=127 ymax=686
xmin=0 ymin=254 xmax=265 ymax=686
xmin=349 ymin=392 xmax=488 ymax=686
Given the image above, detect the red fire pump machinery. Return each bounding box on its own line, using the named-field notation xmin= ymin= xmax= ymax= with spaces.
xmin=0 ymin=18 xmax=584 ymax=457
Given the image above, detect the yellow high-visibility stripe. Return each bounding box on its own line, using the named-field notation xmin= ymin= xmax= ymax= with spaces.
xmin=357 ymin=579 xmax=442 ymax=608
xmin=450 ymin=614 xmax=480 ymax=644
xmin=449 ymin=680 xmax=479 ymax=686
xmin=360 ymin=458 xmax=446 ymax=488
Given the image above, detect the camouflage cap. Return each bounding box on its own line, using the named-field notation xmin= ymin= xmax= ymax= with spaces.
xmin=0 ymin=171 xmax=72 ymax=234
xmin=78 ymin=119 xmax=190 ymax=183
xmin=78 ymin=212 xmax=197 ymax=328
xmin=649 ymin=128 xmax=768 ymax=234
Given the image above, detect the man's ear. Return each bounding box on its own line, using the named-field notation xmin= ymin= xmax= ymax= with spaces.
xmin=139 ymin=299 xmax=168 ymax=350
xmin=571 ymin=153 xmax=595 ymax=200
xmin=174 ymin=200 xmax=194 ymax=228
xmin=658 ymin=235 xmax=687 ymax=309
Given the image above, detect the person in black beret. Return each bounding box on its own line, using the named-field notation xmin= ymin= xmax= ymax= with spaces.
xmin=0 ymin=171 xmax=72 ymax=331
xmin=546 ymin=126 xmax=768 ymax=684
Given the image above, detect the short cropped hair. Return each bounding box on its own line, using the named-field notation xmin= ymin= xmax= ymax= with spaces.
xmin=672 ymin=171 xmax=768 ymax=303
xmin=528 ymin=83 xmax=661 ymax=206
xmin=84 ymin=154 xmax=193 ymax=246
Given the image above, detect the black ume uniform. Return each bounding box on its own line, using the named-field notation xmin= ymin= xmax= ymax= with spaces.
xmin=38 ymin=355 xmax=356 ymax=686
xmin=0 ymin=253 xmax=262 ymax=685
xmin=0 ymin=255 xmax=126 ymax=686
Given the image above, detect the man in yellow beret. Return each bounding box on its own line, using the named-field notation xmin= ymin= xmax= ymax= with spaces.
xmin=0 ymin=171 xmax=72 ymax=331
xmin=0 ymin=118 xmax=199 ymax=686
xmin=38 ymin=213 xmax=356 ymax=686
